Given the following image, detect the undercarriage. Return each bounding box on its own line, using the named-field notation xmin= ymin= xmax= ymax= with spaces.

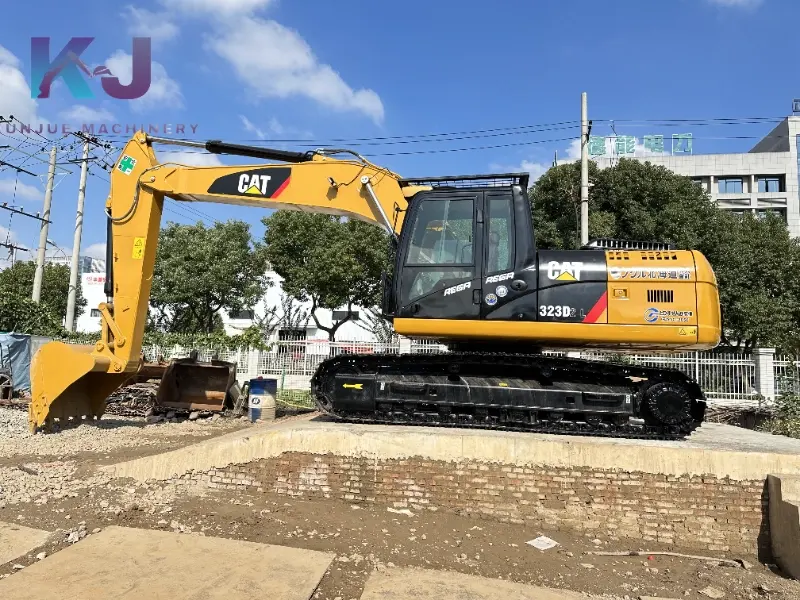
xmin=311 ymin=352 xmax=706 ymax=440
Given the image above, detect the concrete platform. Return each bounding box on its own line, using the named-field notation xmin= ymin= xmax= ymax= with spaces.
xmin=0 ymin=526 xmax=334 ymax=599
xmin=768 ymin=474 xmax=800 ymax=578
xmin=0 ymin=522 xmax=50 ymax=566
xmin=104 ymin=417 xmax=800 ymax=483
xmin=360 ymin=567 xmax=592 ymax=599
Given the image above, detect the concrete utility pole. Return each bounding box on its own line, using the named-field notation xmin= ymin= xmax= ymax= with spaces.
xmin=32 ymin=145 xmax=57 ymax=303
xmin=65 ymin=139 xmax=90 ymax=331
xmin=580 ymin=92 xmax=589 ymax=247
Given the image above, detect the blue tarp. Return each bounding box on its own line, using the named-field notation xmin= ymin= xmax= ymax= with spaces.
xmin=0 ymin=333 xmax=32 ymax=392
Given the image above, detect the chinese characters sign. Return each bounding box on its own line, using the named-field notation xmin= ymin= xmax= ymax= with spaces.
xmin=588 ymin=133 xmax=693 ymax=157
xmin=608 ymin=266 xmax=692 ymax=280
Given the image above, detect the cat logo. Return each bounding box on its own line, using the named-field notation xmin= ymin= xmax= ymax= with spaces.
xmin=342 ymin=383 xmax=363 ymax=390
xmin=238 ymin=173 xmax=272 ymax=195
xmin=547 ymin=261 xmax=583 ymax=281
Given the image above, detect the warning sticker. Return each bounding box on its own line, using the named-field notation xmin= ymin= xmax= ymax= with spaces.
xmin=132 ymin=237 xmax=145 ymax=259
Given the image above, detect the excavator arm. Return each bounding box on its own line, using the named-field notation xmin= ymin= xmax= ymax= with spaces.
xmin=29 ymin=132 xmax=416 ymax=431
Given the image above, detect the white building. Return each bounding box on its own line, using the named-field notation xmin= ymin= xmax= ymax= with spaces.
xmin=592 ymin=115 xmax=800 ymax=236
xmin=76 ymin=263 xmax=380 ymax=342
xmin=220 ymin=270 xmax=378 ymax=342
xmin=44 ymin=254 xmax=104 ymax=274
xmin=76 ymin=270 xmax=108 ymax=333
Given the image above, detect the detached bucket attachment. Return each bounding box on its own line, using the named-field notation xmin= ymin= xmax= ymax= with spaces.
xmin=29 ymin=342 xmax=131 ymax=432
xmin=157 ymin=357 xmax=236 ymax=413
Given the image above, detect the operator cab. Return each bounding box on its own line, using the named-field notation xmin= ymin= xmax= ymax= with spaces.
xmin=383 ymin=173 xmax=538 ymax=322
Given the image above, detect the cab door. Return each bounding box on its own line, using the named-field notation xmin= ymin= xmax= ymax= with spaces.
xmin=394 ymin=191 xmax=483 ymax=319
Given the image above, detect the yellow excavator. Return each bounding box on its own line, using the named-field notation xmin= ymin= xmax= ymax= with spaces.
xmin=29 ymin=132 xmax=721 ymax=438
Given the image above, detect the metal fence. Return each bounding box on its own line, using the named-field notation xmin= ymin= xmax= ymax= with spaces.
xmin=133 ymin=339 xmax=795 ymax=409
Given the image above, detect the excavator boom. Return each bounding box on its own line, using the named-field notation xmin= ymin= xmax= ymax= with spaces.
xmin=29 ymin=133 xmax=412 ymax=431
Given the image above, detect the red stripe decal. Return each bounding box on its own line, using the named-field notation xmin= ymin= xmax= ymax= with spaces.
xmin=582 ymin=291 xmax=608 ymax=323
xmin=272 ymin=177 xmax=291 ymax=198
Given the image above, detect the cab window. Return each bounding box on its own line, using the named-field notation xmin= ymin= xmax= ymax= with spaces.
xmin=406 ymin=198 xmax=474 ymax=265
xmin=486 ymin=194 xmax=514 ymax=273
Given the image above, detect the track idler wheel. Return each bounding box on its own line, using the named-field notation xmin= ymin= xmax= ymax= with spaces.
xmin=643 ymin=382 xmax=692 ymax=426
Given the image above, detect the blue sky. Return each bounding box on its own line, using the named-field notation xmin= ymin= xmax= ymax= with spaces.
xmin=0 ymin=0 xmax=797 ymax=265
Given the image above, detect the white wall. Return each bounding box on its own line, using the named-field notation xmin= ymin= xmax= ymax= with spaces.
xmin=76 ymin=272 xmax=107 ymax=333
xmin=221 ymin=271 xmax=379 ymax=342
xmin=75 ymin=268 xmax=381 ymax=342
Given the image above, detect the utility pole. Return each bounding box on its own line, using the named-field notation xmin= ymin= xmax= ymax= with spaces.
xmin=580 ymin=92 xmax=589 ymax=247
xmin=65 ymin=139 xmax=90 ymax=331
xmin=32 ymin=145 xmax=57 ymax=303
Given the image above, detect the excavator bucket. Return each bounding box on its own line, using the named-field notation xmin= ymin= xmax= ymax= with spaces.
xmin=29 ymin=342 xmax=131 ymax=432
xmin=156 ymin=357 xmax=236 ymax=413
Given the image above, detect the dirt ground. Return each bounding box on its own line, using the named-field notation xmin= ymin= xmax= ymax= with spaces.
xmin=1 ymin=409 xmax=798 ymax=600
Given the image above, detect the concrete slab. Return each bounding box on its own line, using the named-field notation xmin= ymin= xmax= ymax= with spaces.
xmin=767 ymin=474 xmax=800 ymax=579
xmin=104 ymin=417 xmax=800 ymax=483
xmin=0 ymin=525 xmax=334 ymax=599
xmin=0 ymin=521 xmax=50 ymax=565
xmin=359 ymin=567 xmax=591 ymax=599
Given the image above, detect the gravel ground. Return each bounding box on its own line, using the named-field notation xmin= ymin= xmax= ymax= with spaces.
xmin=0 ymin=407 xmax=245 ymax=459
xmin=1 ymin=406 xmax=798 ymax=599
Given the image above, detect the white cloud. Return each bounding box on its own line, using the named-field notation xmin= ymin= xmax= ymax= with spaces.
xmin=240 ymin=115 xmax=266 ymax=139
xmin=267 ymin=117 xmax=284 ymax=136
xmin=0 ymin=178 xmax=44 ymax=202
xmin=123 ymin=6 xmax=179 ymax=44
xmin=83 ymin=242 xmax=107 ymax=259
xmin=565 ymin=138 xmax=582 ymax=160
xmin=164 ymin=0 xmax=275 ymax=14
xmin=105 ymin=51 xmax=184 ymax=113
xmin=158 ymin=150 xmax=223 ymax=166
xmin=706 ymin=0 xmax=762 ymax=7
xmin=0 ymin=44 xmax=47 ymax=126
xmin=60 ymin=105 xmax=115 ymax=123
xmin=208 ymin=18 xmax=384 ymax=124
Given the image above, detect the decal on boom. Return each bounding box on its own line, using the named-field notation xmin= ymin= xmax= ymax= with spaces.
xmin=208 ymin=167 xmax=292 ymax=198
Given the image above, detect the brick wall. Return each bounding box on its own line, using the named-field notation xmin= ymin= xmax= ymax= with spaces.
xmin=169 ymin=452 xmax=769 ymax=556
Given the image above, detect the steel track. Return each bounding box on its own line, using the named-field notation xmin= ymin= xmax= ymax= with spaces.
xmin=311 ymin=351 xmax=703 ymax=441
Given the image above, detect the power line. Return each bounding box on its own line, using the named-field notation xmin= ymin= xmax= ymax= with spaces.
xmin=83 ymin=165 xmax=220 ymax=225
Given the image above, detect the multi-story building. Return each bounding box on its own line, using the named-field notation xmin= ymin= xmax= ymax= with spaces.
xmin=593 ymin=115 xmax=800 ymax=236
xmin=43 ymin=254 xmax=104 ymax=274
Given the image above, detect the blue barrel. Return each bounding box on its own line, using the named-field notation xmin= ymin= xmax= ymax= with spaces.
xmin=248 ymin=378 xmax=278 ymax=422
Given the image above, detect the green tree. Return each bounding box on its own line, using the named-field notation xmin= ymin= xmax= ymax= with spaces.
xmin=0 ymin=261 xmax=86 ymax=326
xmin=150 ymin=221 xmax=269 ymax=334
xmin=0 ymin=290 xmax=64 ymax=336
xmin=531 ymin=159 xmax=727 ymax=251
xmin=530 ymin=159 xmax=800 ymax=350
xmin=261 ymin=212 xmax=390 ymax=340
xmin=709 ymin=212 xmax=800 ymax=351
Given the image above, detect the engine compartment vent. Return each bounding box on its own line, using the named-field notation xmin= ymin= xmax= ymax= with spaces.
xmin=583 ymin=238 xmax=676 ymax=251
xmin=647 ymin=289 xmax=674 ymax=303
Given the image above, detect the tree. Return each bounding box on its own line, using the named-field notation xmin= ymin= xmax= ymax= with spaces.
xmin=261 ymin=212 xmax=390 ymax=340
xmin=708 ymin=212 xmax=800 ymax=351
xmin=0 ymin=290 xmax=64 ymax=336
xmin=0 ymin=261 xmax=86 ymax=326
xmin=531 ymin=159 xmax=728 ymax=251
xmin=355 ymin=307 xmax=395 ymax=343
xmin=530 ymin=159 xmax=800 ymax=350
xmin=150 ymin=221 xmax=269 ymax=334
xmin=238 ymin=286 xmax=312 ymax=342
